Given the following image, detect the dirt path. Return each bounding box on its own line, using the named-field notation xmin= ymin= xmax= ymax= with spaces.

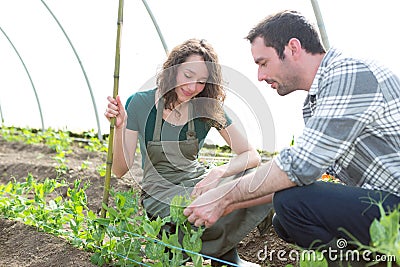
xmin=0 ymin=218 xmax=97 ymax=267
xmin=0 ymin=137 xmax=297 ymax=266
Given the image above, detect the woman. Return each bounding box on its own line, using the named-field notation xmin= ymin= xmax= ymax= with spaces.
xmin=105 ymin=38 xmax=271 ymax=266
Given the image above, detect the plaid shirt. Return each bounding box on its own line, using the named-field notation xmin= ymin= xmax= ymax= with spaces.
xmin=275 ymin=48 xmax=400 ymax=197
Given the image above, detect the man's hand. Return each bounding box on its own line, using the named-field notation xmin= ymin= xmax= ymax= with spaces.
xmin=184 ymin=180 xmax=236 ymax=227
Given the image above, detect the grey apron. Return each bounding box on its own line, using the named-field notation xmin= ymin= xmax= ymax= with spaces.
xmin=141 ymin=98 xmax=273 ymax=257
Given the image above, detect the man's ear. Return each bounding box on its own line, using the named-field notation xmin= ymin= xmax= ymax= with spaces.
xmin=287 ymin=38 xmax=302 ymax=58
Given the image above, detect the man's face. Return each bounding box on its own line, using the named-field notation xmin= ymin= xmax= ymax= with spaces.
xmin=251 ymin=36 xmax=299 ymax=96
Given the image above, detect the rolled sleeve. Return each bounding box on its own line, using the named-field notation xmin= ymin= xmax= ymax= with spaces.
xmin=274 ymin=148 xmax=299 ymax=185
xmin=275 ymin=148 xmax=325 ymax=186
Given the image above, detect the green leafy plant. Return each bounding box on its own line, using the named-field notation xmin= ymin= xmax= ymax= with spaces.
xmin=96 ymin=163 xmax=107 ymax=177
xmin=0 ymin=174 xmax=68 ymax=234
xmin=83 ymin=129 xmax=108 ymax=153
xmin=295 ymin=200 xmax=399 ymax=267
xmin=340 ymin=200 xmax=400 ymax=266
xmin=53 ymin=151 xmax=69 ymax=176
xmin=80 ymin=160 xmax=91 ymax=171
xmin=92 ymin=193 xmax=207 ymax=267
xmin=1 ymin=125 xmax=215 ymax=266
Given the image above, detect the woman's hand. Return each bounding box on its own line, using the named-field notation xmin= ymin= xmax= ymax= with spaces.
xmin=104 ymin=95 xmax=126 ymax=129
xmin=191 ymin=166 xmax=226 ymax=198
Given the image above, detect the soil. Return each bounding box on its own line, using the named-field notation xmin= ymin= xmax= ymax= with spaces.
xmin=0 ymin=137 xmax=297 ymax=267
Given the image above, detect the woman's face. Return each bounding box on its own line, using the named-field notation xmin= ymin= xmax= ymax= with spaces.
xmin=174 ymin=54 xmax=209 ymax=103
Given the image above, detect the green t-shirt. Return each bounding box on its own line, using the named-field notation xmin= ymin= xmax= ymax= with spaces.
xmin=125 ymin=88 xmax=232 ymax=168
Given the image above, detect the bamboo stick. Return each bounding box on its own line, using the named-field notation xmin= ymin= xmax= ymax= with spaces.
xmin=100 ymin=0 xmax=124 ymax=219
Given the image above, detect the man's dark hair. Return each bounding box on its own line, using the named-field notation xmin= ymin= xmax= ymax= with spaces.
xmin=246 ymin=10 xmax=326 ymax=60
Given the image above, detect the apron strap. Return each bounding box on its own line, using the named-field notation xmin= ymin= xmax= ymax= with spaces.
xmin=186 ymin=102 xmax=196 ymax=140
xmin=153 ymin=97 xmax=164 ymax=142
xmin=153 ymin=97 xmax=197 ymax=142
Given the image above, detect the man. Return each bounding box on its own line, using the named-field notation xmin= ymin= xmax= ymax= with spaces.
xmin=184 ymin=10 xmax=400 ymax=250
